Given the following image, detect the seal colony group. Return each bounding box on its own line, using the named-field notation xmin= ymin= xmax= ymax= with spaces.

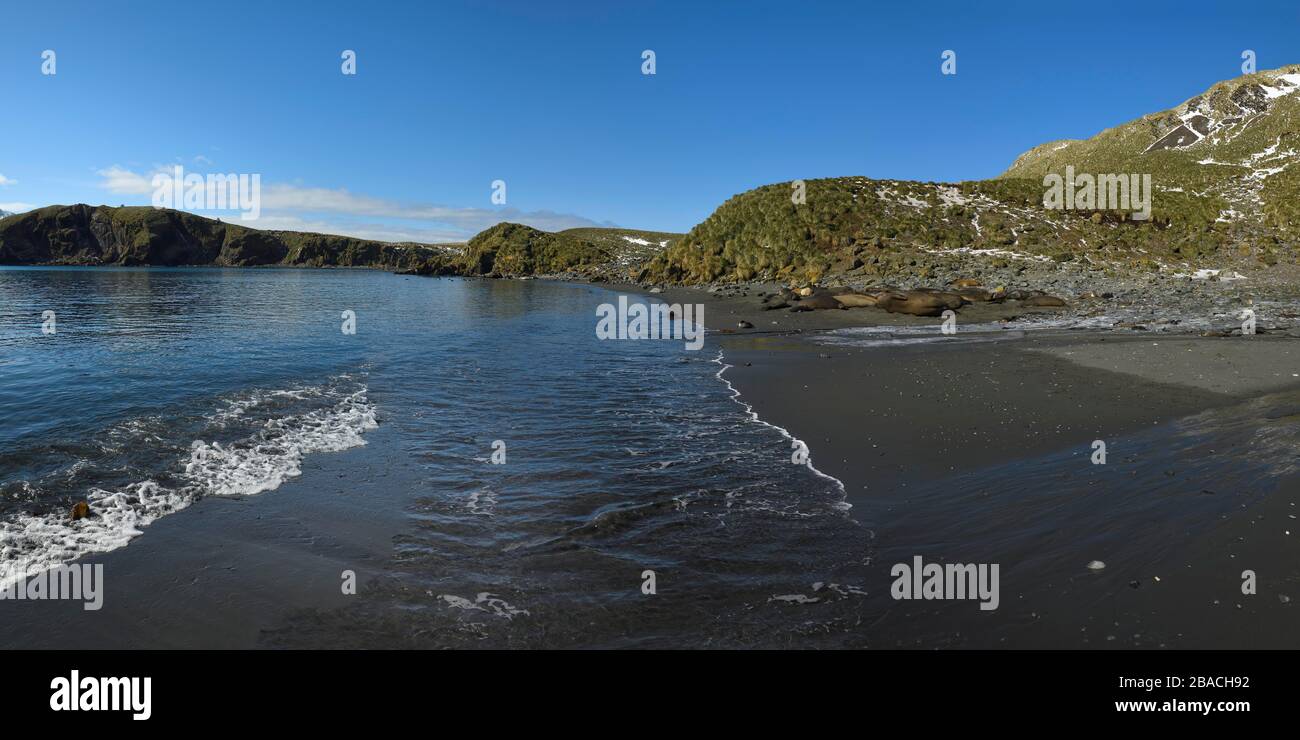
xmin=756 ymin=279 xmax=1070 ymax=317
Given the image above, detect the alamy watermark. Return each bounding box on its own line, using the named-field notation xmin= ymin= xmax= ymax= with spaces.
xmin=891 ymin=555 xmax=999 ymax=611
xmin=596 ymin=295 xmax=705 ymax=350
xmin=151 ymin=165 xmax=261 ymax=221
xmin=50 ymin=670 xmax=150 ymax=720
xmin=1 ymin=563 xmax=104 ymax=610
xmin=1043 ymin=165 xmax=1151 ymax=221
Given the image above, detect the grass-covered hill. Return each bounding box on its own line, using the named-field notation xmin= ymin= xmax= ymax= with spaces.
xmin=454 ymin=222 xmax=607 ymax=276
xmin=639 ymin=175 xmax=1200 ymax=285
xmin=415 ymin=223 xmax=682 ymax=279
xmin=559 ymin=227 xmax=680 ymax=266
xmin=0 ymin=204 xmax=456 ymax=270
xmin=0 ymin=206 xmax=680 ymax=281
xmin=642 ymin=65 xmax=1300 ymax=285
xmin=557 ymin=226 xmax=678 ymax=246
xmin=1000 ymin=64 xmax=1300 ymax=231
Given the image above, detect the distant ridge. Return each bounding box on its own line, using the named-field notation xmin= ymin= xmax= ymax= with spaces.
xmin=0 ymin=204 xmax=680 ymax=281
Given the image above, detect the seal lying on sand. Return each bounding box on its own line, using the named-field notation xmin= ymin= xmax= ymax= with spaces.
xmin=792 ymin=292 xmax=847 ymax=310
xmin=955 ymin=287 xmax=997 ymax=302
xmin=832 ymin=293 xmax=881 ymax=307
xmin=874 ymin=291 xmax=952 ymax=317
xmin=909 ymin=289 xmax=968 ymax=310
xmin=760 ymin=291 xmax=792 ymax=310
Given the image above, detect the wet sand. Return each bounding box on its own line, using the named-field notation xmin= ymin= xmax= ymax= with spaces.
xmin=716 ymin=328 xmax=1300 ymax=647
xmin=719 ymin=333 xmax=1235 ymax=499
xmin=637 ymin=273 xmax=1300 ymax=647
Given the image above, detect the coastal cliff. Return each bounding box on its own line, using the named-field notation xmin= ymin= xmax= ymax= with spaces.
xmin=0 ymin=204 xmax=452 ymax=271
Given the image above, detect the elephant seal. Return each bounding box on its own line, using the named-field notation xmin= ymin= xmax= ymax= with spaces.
xmin=832 ymin=293 xmax=880 ymax=307
xmin=875 ymin=291 xmax=951 ymax=317
xmin=955 ymin=287 xmax=994 ymax=302
xmin=936 ymin=291 xmax=969 ymax=309
xmin=910 ymin=289 xmax=967 ymax=309
xmin=796 ymin=293 xmax=847 ymax=310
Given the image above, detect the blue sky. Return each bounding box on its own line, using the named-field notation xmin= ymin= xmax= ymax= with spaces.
xmin=0 ymin=0 xmax=1294 ymax=241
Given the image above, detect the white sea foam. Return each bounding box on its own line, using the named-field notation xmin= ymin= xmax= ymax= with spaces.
xmin=186 ymin=389 xmax=376 ymax=496
xmin=0 ymin=481 xmax=187 ymax=588
xmin=207 ymin=386 xmax=316 ymax=427
xmin=710 ymin=351 xmax=849 ymax=503
xmin=0 ymin=384 xmax=378 ymax=588
xmin=811 ymin=308 xmax=1241 ymax=348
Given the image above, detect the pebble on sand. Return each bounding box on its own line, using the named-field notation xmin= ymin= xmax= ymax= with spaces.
xmin=1086 ymin=560 xmax=1106 ymax=571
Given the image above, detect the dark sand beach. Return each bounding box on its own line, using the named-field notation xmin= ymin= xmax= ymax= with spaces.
xmin=707 ymin=312 xmax=1300 ymax=647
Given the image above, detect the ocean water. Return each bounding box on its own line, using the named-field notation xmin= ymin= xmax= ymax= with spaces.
xmin=0 ymin=267 xmax=873 ymax=647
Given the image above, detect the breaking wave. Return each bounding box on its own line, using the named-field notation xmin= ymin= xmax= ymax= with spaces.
xmin=0 ymin=379 xmax=377 ymax=587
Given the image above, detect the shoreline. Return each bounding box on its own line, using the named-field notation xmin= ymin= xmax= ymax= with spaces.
xmin=710 ymin=350 xmax=848 ymax=497
xmin=616 ymin=263 xmax=1300 ymax=646
xmin=710 ymin=327 xmax=1300 ymax=647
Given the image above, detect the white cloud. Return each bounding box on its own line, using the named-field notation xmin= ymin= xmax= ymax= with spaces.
xmin=93 ymin=165 xmax=613 ymax=243
xmin=235 ymin=214 xmax=472 ymax=244
xmin=97 ymin=165 xmax=156 ymax=194
xmin=0 ymin=174 xmax=16 ymax=187
xmin=0 ymin=202 xmax=35 ymax=213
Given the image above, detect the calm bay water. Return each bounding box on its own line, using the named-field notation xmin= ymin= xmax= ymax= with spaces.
xmin=0 ymin=267 xmax=872 ymax=647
